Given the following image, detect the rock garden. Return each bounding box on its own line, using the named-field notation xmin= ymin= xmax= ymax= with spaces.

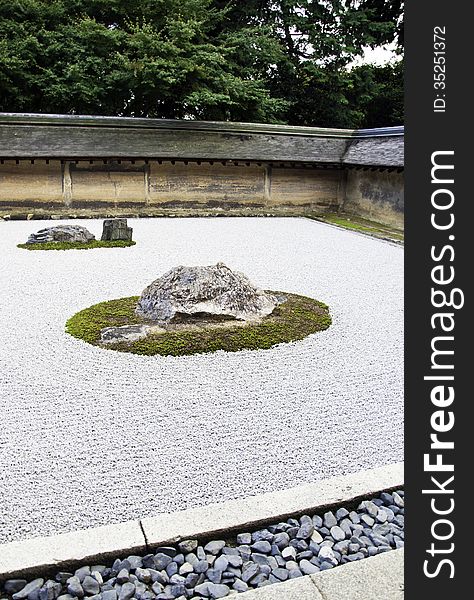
xmin=18 ymin=219 xmax=135 ymax=250
xmin=66 ymin=262 xmax=331 ymax=356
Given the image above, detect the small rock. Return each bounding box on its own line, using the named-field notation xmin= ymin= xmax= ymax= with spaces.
xmin=116 ymin=570 xmax=129 ymax=585
xmin=241 ymin=563 xmax=259 ymax=583
xmin=194 ymin=582 xmax=209 ymax=596
xmin=232 ymin=580 xmax=248 ymax=592
xmin=311 ymin=531 xmax=323 ymax=544
xmin=360 ymin=501 xmax=378 ymax=518
xmin=165 ymin=562 xmax=178 ymax=577
xmin=227 ymin=555 xmax=242 ymax=568
xmin=101 ymin=591 xmax=118 ymax=600
xmin=392 ymin=492 xmax=404 ymax=508
xmin=299 ymin=559 xmax=320 ymax=575
xmin=336 ymin=508 xmax=350 ymax=521
xmin=204 ymin=541 xmax=226 ymax=556
xmin=330 ymin=526 xmax=346 ymax=542
xmin=273 ymin=532 xmax=290 ymax=549
xmin=296 ymin=520 xmax=314 ymax=540
xmin=271 ymin=568 xmax=288 ymax=581
xmin=349 ymin=511 xmax=360 ymax=524
xmin=206 ymin=569 xmax=222 ymax=584
xmin=66 ymin=578 xmax=83 ymax=598
xmin=134 ymin=568 xmax=151 ymax=584
xmin=118 ymin=583 xmax=135 ymax=600
xmin=318 ymin=546 xmax=337 ymax=566
xmin=5 ymin=582 xmax=28 ymax=595
xmin=207 ymin=583 xmax=230 ymax=599
xmin=154 ymin=554 xmax=173 ymax=570
xmin=251 ymin=541 xmax=271 ymax=554
xmin=195 ymin=560 xmax=209 ymax=574
xmin=360 ymin=514 xmax=375 ymax=527
xmin=155 ymin=547 xmax=177 ymax=558
xmin=236 ymin=533 xmax=251 ymax=545
xmin=288 ymin=569 xmax=303 ymax=579
xmin=380 ymin=492 xmax=393 ymax=505
xmin=281 ymin=546 xmax=297 ymax=560
xmin=252 ymin=530 xmax=273 ymax=543
xmin=312 ymin=515 xmax=323 ymax=528
xmin=214 ymin=556 xmax=229 ymax=572
xmin=82 ymin=576 xmax=100 ymax=595
xmin=323 ymin=512 xmax=337 ymax=529
xmin=178 ymin=539 xmax=198 ymax=554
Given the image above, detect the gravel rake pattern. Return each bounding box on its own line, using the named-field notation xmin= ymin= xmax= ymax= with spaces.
xmin=0 ymin=218 xmax=404 ymax=543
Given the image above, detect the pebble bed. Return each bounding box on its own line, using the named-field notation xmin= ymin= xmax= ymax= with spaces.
xmin=0 ymin=490 xmax=404 ymax=600
xmin=0 ymin=218 xmax=404 ymax=543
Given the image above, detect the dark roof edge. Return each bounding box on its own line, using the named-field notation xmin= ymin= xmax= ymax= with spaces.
xmin=0 ymin=113 xmax=403 ymax=139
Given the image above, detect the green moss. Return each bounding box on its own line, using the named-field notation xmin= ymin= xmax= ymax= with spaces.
xmin=308 ymin=213 xmax=404 ymax=242
xmin=17 ymin=240 xmax=136 ymax=251
xmin=66 ymin=292 xmax=331 ymax=357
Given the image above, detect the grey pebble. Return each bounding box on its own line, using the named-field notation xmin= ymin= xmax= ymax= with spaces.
xmin=299 ymin=560 xmax=319 ymax=575
xmin=232 ymin=579 xmax=248 ymax=592
xmin=242 ymin=563 xmax=259 ymax=583
xmin=251 ymin=541 xmax=271 ymax=554
xmin=5 ymin=582 xmax=28 ymax=595
xmin=288 ymin=569 xmax=303 ymax=579
xmin=207 ymin=583 xmax=230 ymax=599
xmin=204 ymin=541 xmax=226 ymax=555
xmin=206 ymin=569 xmax=222 ymax=584
xmin=335 ymin=508 xmax=349 ymax=521
xmin=66 ymin=578 xmax=83 ymax=599
xmin=118 ymin=583 xmax=135 ymax=600
xmin=323 ymin=512 xmax=337 ymax=528
xmin=82 ymin=576 xmax=100 ymax=595
xmin=154 ymin=554 xmax=172 ymax=570
xmin=330 ymin=526 xmax=346 ymax=542
xmin=178 ymin=540 xmax=198 ymax=554
xmin=236 ymin=533 xmax=251 ymax=545
xmin=74 ymin=568 xmax=90 ymax=584
xmin=116 ymin=570 xmax=129 ymax=585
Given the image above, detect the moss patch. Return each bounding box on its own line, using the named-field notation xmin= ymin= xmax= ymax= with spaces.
xmin=66 ymin=292 xmax=331 ymax=357
xmin=308 ymin=213 xmax=404 ymax=243
xmin=18 ymin=240 xmax=136 ymax=251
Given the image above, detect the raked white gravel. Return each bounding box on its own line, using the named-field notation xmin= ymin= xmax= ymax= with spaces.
xmin=0 ymin=217 xmax=403 ymax=543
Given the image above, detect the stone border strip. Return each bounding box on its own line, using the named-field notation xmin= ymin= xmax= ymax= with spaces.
xmin=235 ymin=548 xmax=404 ymax=600
xmin=0 ymin=462 xmax=403 ymax=580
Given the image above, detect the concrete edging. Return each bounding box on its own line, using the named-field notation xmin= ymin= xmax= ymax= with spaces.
xmin=0 ymin=462 xmax=403 ymax=580
xmin=236 ymin=548 xmax=404 ymax=600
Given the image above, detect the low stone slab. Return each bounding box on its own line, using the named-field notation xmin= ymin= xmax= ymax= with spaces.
xmin=26 ymin=225 xmax=95 ymax=244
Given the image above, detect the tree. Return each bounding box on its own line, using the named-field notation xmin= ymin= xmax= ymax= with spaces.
xmin=0 ymin=0 xmax=404 ymax=126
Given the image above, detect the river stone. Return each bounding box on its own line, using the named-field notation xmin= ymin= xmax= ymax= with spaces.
xmin=135 ymin=262 xmax=281 ymax=322
xmin=101 ymin=219 xmax=132 ymax=242
xmin=26 ymin=225 xmax=95 ymax=245
xmin=12 ymin=580 xmax=45 ymax=600
xmin=4 ymin=582 xmax=27 ymax=595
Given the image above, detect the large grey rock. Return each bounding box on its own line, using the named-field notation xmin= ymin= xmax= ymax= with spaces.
xmin=26 ymin=225 xmax=95 ymax=244
xmin=101 ymin=219 xmax=133 ymax=242
xmin=135 ymin=262 xmax=281 ymax=323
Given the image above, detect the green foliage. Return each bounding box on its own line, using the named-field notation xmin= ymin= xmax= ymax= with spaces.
xmin=0 ymin=0 xmax=403 ymax=127
xmin=17 ymin=240 xmax=136 ymax=250
xmin=66 ymin=292 xmax=332 ymax=356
